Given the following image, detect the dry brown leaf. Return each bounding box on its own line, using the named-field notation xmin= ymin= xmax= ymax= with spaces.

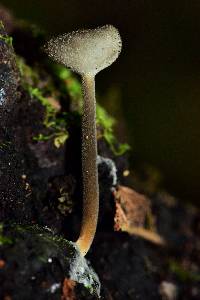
xmin=0 ymin=259 xmax=6 ymax=269
xmin=114 ymin=185 xmax=150 ymax=230
xmin=114 ymin=185 xmax=166 ymax=246
xmin=61 ymin=278 xmax=77 ymax=300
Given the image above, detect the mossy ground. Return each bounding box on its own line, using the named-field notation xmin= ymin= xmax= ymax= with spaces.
xmin=0 ymin=223 xmax=100 ymax=300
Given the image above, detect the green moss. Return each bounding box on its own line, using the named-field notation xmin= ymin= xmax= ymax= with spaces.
xmin=29 ymin=87 xmax=68 ymax=148
xmin=16 ymin=56 xmax=40 ymax=88
xmin=0 ymin=22 xmax=11 ymax=46
xmin=169 ymin=260 xmax=200 ymax=282
xmin=0 ymin=141 xmax=11 ymax=151
xmin=16 ymin=57 xmax=69 ymax=148
xmin=30 ymin=89 xmax=68 ymax=147
xmin=0 ymin=21 xmax=13 ymax=46
xmin=0 ymin=235 xmax=13 ymax=246
xmin=0 ymin=33 xmax=13 ymax=47
xmin=28 ymin=87 xmax=55 ymax=115
xmin=0 ymin=224 xmax=13 ymax=246
xmin=96 ymin=104 xmax=131 ymax=155
xmin=50 ymin=63 xmax=83 ymax=109
xmin=0 ymin=20 xmax=4 ymax=30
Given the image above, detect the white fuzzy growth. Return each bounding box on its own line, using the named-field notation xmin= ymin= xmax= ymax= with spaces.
xmin=44 ymin=25 xmax=122 ymax=76
xmin=0 ymin=88 xmax=5 ymax=105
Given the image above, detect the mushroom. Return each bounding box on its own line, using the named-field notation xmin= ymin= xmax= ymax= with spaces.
xmin=44 ymin=25 xmax=122 ymax=256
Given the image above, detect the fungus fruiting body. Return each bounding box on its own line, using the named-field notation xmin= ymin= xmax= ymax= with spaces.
xmin=45 ymin=25 xmax=122 ymax=256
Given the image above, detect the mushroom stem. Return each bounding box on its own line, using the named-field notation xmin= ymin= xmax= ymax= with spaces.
xmin=76 ymin=74 xmax=99 ymax=256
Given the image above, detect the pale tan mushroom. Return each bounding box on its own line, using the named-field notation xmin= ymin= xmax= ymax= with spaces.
xmin=44 ymin=25 xmax=122 ymax=256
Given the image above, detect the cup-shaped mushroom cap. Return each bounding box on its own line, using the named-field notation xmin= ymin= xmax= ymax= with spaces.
xmin=44 ymin=25 xmax=122 ymax=76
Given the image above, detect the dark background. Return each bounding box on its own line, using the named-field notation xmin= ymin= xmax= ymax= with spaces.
xmin=2 ymin=0 xmax=200 ymax=204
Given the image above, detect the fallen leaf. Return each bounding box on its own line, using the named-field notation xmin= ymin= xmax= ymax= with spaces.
xmin=114 ymin=185 xmax=166 ymax=246
xmin=61 ymin=278 xmax=76 ymax=300
xmin=114 ymin=185 xmax=150 ymax=230
xmin=0 ymin=259 xmax=5 ymax=268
